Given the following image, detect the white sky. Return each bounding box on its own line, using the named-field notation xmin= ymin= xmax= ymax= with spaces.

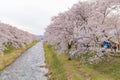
xmin=0 ymin=0 xmax=79 ymax=35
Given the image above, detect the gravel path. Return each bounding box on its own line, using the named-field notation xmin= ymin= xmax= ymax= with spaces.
xmin=0 ymin=42 xmax=48 ymax=80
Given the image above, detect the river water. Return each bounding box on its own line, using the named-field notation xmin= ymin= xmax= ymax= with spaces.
xmin=0 ymin=42 xmax=48 ymax=80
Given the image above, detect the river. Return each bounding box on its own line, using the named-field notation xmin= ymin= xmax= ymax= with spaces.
xmin=0 ymin=42 xmax=48 ymax=80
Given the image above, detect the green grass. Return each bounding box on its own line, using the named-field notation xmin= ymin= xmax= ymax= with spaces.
xmin=88 ymin=57 xmax=120 ymax=80
xmin=0 ymin=41 xmax=38 ymax=71
xmin=44 ymin=45 xmax=67 ymax=80
xmin=44 ymin=44 xmax=120 ymax=80
xmin=3 ymin=45 xmax=14 ymax=55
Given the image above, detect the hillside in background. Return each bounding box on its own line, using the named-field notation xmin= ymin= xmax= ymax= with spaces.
xmin=37 ymin=35 xmax=44 ymax=40
xmin=0 ymin=22 xmax=40 ymax=55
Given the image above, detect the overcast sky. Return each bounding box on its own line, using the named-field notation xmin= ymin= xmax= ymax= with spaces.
xmin=0 ymin=0 xmax=79 ymax=35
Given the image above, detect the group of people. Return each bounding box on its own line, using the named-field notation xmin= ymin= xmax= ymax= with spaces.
xmin=101 ymin=40 xmax=119 ymax=52
xmin=68 ymin=39 xmax=120 ymax=52
xmin=68 ymin=40 xmax=78 ymax=50
xmin=67 ymin=39 xmax=120 ymax=60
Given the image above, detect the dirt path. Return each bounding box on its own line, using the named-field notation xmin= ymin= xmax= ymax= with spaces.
xmin=0 ymin=42 xmax=48 ymax=80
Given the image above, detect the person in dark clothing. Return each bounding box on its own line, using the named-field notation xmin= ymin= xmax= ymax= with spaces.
xmin=68 ymin=43 xmax=71 ymax=49
xmin=111 ymin=42 xmax=117 ymax=52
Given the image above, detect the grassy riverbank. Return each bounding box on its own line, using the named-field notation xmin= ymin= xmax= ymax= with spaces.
xmin=0 ymin=41 xmax=38 ymax=71
xmin=44 ymin=44 xmax=120 ymax=80
xmin=44 ymin=45 xmax=67 ymax=80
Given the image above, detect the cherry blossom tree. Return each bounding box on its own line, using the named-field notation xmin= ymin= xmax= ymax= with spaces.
xmin=44 ymin=0 xmax=120 ymax=63
xmin=0 ymin=22 xmax=39 ymax=55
